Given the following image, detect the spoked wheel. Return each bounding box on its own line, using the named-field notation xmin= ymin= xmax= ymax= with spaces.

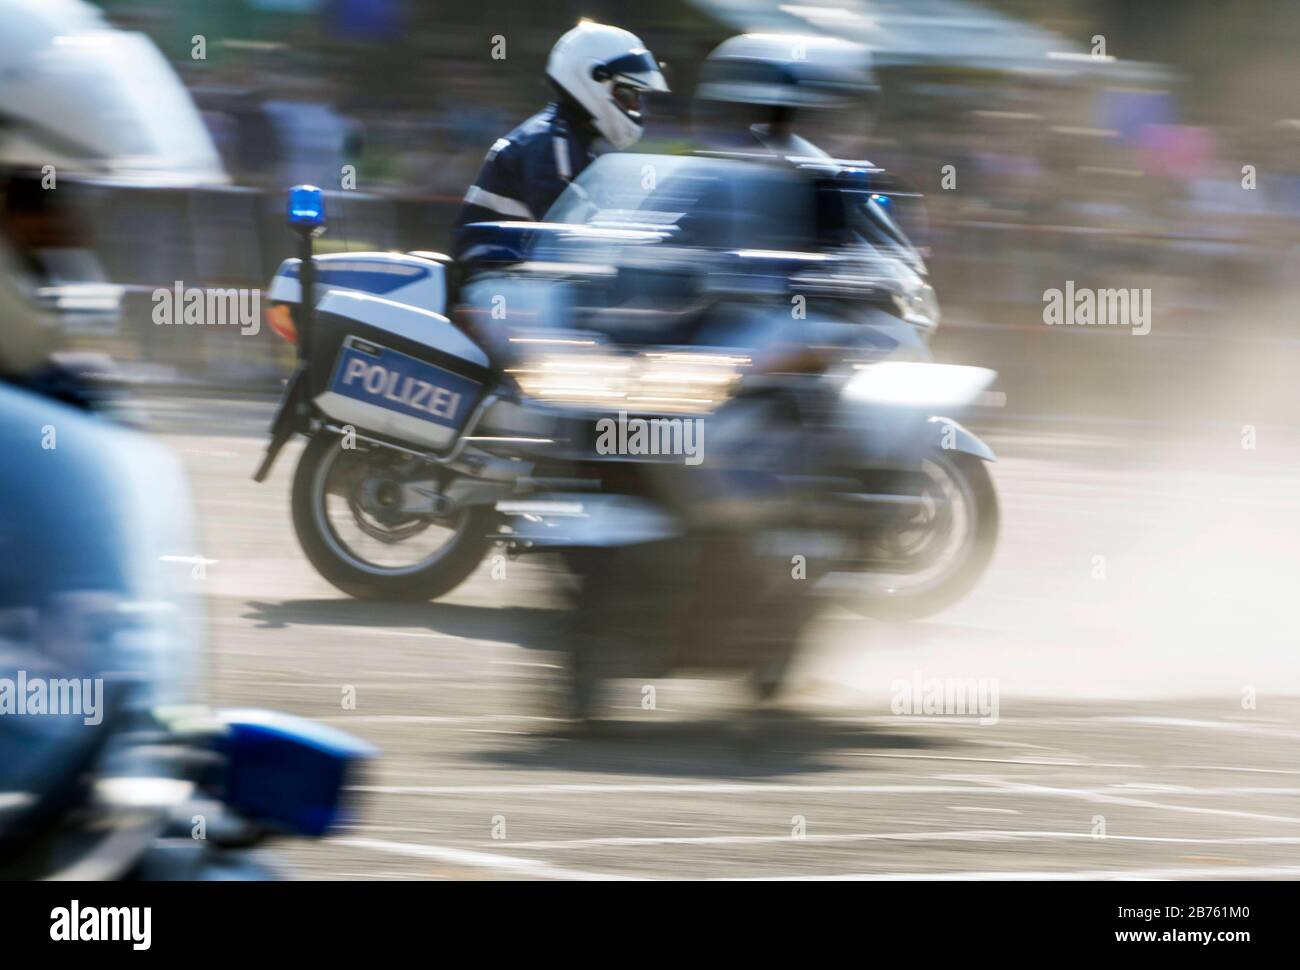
xmin=291 ymin=434 xmax=495 ymax=600
xmin=830 ymin=450 xmax=998 ymax=620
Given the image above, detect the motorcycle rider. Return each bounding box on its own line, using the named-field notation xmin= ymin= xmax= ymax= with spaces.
xmin=695 ymin=33 xmax=931 ymax=309
xmin=451 ymin=20 xmax=669 ymax=262
xmin=0 ymin=0 xmax=225 ymax=876
xmin=694 ymin=33 xmax=927 ymax=246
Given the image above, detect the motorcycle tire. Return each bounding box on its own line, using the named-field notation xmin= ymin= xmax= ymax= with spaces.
xmin=852 ymin=451 xmax=999 ymax=621
xmin=291 ymin=434 xmax=494 ymax=601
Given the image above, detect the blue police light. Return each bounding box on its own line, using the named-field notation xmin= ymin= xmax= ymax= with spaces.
xmin=870 ymin=192 xmax=891 ymax=208
xmin=287 ymin=184 xmax=326 ymax=232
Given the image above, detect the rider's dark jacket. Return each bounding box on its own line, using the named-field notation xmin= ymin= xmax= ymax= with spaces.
xmin=451 ymin=102 xmax=595 ymax=262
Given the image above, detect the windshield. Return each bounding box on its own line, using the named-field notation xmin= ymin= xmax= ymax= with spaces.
xmin=547 ymin=155 xmax=712 ymax=229
xmin=545 ymin=153 xmax=820 ymax=252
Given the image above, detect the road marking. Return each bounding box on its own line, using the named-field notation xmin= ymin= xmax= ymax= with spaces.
xmin=336 ymin=834 xmax=1300 ymax=881
xmin=1095 ymin=716 xmax=1300 ymax=739
xmin=1171 ymin=764 xmax=1300 ymax=776
xmin=979 ymin=739 xmax=1061 ymax=750
xmin=845 ymin=752 xmax=1142 ymax=769
xmin=952 ymin=776 xmax=1300 ymax=826
xmin=949 ymin=806 xmax=1022 ymax=814
xmin=332 ymin=837 xmax=639 ymax=881
xmin=354 ymin=783 xmax=1017 ymax=796
xmin=276 ymin=626 xmax=454 ymax=640
xmin=723 ymin=864 xmax=1300 ymax=881
xmin=325 ymin=714 xmax=561 ymax=725
xmin=274 ymin=681 xmax=506 ymax=690
xmin=331 ymin=871 xmax=433 ymax=880
xmin=353 ymin=780 xmax=1300 ymax=797
xmin=498 ymin=830 xmax=1300 ymax=851
xmin=894 ymin=714 xmax=1300 ymax=741
xmin=213 ymin=617 xmax=489 ymax=642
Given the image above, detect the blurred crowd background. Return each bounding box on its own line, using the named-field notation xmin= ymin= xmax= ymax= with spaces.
xmin=75 ymin=0 xmax=1300 ymax=421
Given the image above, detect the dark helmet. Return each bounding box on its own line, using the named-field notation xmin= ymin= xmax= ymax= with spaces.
xmin=697 ymin=33 xmax=877 ymax=111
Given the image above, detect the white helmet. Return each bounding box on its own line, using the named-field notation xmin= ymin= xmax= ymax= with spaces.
xmin=546 ymin=21 xmax=669 ymax=151
xmin=0 ymin=0 xmax=226 ymax=376
xmin=0 ymin=0 xmax=225 ymax=186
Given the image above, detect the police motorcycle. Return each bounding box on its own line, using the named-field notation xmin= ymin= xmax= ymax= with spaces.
xmin=463 ymin=154 xmax=996 ymax=713
xmin=255 ymin=150 xmax=997 ymax=618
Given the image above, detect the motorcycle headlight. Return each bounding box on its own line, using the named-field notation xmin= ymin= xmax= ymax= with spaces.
xmin=506 ymin=349 xmax=749 ymax=414
xmin=843 ymin=361 xmax=995 ymax=409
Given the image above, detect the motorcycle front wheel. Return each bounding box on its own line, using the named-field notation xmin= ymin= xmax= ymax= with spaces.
xmin=291 ymin=434 xmax=495 ymax=600
xmin=833 ymin=450 xmax=998 ymax=621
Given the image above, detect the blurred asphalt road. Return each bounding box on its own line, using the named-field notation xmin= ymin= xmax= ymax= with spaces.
xmin=143 ymin=393 xmax=1300 ymax=880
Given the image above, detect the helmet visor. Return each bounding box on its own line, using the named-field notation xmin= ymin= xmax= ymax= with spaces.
xmin=602 ymin=49 xmax=669 ymax=93
xmin=612 ymin=83 xmax=644 ymax=115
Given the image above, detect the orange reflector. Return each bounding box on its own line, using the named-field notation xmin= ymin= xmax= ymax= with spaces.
xmin=266 ymin=303 xmax=297 ymax=344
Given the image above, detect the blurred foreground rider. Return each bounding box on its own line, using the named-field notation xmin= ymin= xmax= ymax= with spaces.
xmin=451 ymin=21 xmax=668 ymax=262
xmin=0 ymin=0 xmax=224 ymax=875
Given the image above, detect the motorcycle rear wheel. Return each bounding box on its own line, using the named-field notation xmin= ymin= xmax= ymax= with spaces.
xmin=291 ymin=434 xmax=494 ymax=600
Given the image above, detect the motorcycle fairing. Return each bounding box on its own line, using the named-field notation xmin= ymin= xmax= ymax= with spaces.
xmin=267 ymin=252 xmax=449 ymax=315
xmin=303 ymin=290 xmax=492 ymax=453
xmin=319 ymin=335 xmax=484 ymax=449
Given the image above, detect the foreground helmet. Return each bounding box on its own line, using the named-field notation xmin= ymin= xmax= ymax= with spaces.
xmin=697 ymin=33 xmax=877 ymax=110
xmin=0 ymin=0 xmax=226 ymax=377
xmin=547 ymin=21 xmax=669 ymax=151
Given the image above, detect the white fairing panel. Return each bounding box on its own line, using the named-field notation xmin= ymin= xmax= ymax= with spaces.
xmin=266 ymin=252 xmax=490 ymax=451
xmin=313 ymin=391 xmax=460 ymax=450
xmin=313 ymin=290 xmax=489 ymax=367
xmin=308 ymin=294 xmax=489 ymax=449
xmin=267 ymin=252 xmax=448 ymax=317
